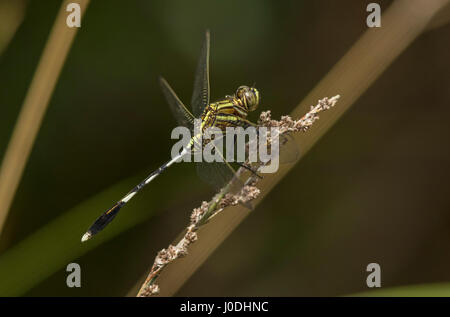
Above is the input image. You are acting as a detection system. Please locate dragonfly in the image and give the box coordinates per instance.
[81,31,262,242]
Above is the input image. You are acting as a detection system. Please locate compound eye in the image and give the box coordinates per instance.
[236,86,246,99]
[244,91,254,104]
[248,89,260,111]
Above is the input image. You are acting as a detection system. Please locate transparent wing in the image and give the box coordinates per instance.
[255,130,300,167]
[159,76,195,130]
[191,30,210,118]
[196,160,237,190]
[195,134,253,209]
[195,133,238,189]
[278,133,300,164]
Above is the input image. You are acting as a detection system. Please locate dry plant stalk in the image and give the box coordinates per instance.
[137,95,340,297]
[0,0,26,55]
[0,0,89,237]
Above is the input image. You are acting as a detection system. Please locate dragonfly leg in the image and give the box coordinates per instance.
[236,162,263,179]
[237,118,257,129]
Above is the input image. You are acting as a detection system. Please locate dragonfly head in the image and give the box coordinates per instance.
[236,86,260,112]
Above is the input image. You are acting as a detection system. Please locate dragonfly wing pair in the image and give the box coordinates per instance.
[160,31,245,193]
[159,30,210,129]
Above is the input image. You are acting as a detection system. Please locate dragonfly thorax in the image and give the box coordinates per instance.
[200,91,255,133]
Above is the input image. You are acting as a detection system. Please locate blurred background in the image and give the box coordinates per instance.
[0,0,449,296]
